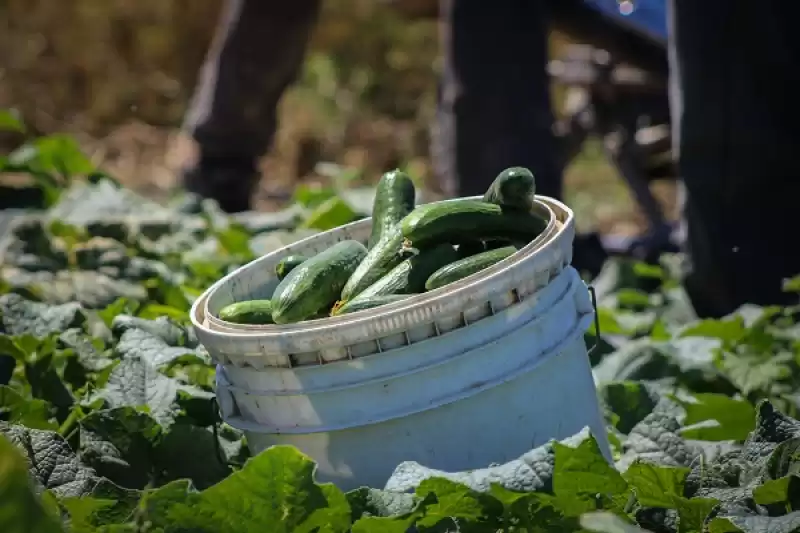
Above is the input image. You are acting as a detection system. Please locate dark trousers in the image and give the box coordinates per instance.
[432,0,562,199]
[183,0,322,159]
[183,0,800,318]
[183,0,561,199]
[668,0,800,317]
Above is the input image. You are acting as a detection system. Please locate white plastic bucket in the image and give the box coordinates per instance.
[191,196,610,490]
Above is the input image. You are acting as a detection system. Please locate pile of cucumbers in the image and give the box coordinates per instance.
[217,166,549,325]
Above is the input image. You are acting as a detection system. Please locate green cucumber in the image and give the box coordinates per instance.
[425,246,518,291]
[369,169,416,249]
[340,228,409,302]
[331,294,413,316]
[218,300,275,325]
[483,166,536,212]
[275,255,308,281]
[339,171,416,299]
[271,240,368,324]
[400,199,548,248]
[357,243,459,299]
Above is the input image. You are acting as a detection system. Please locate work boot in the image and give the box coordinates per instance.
[572,232,609,279]
[181,156,260,214]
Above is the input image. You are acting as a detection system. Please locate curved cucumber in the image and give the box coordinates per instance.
[400,199,548,247]
[271,240,367,324]
[275,255,308,281]
[369,169,416,249]
[357,243,459,299]
[425,246,518,291]
[483,166,536,212]
[340,228,408,302]
[218,300,275,325]
[331,294,412,316]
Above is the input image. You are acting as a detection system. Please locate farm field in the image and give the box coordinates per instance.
[1,117,799,531]
[3,3,796,532]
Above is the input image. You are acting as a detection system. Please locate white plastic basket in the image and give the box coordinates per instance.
[192,196,571,369]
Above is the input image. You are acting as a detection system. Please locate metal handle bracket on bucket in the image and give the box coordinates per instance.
[586,285,601,356]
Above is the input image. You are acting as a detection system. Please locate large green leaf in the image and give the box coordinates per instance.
[676,393,756,442]
[0,433,65,533]
[414,477,504,532]
[299,196,358,231]
[142,445,351,533]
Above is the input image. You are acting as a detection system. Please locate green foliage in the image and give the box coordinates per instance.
[0,432,65,533]
[3,117,800,531]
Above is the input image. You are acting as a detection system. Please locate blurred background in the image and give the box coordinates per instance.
[0,0,677,237]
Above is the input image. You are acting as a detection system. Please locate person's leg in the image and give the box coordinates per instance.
[669,0,800,317]
[182,0,322,212]
[433,0,562,199]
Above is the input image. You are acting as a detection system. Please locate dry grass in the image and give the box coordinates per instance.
[0,0,672,233]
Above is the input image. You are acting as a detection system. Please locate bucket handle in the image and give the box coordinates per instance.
[586,285,601,356]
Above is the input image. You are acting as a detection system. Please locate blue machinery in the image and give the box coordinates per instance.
[584,0,668,46]
[550,0,674,260]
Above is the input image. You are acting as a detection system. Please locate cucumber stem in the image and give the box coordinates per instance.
[401,238,419,254]
[330,300,346,316]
